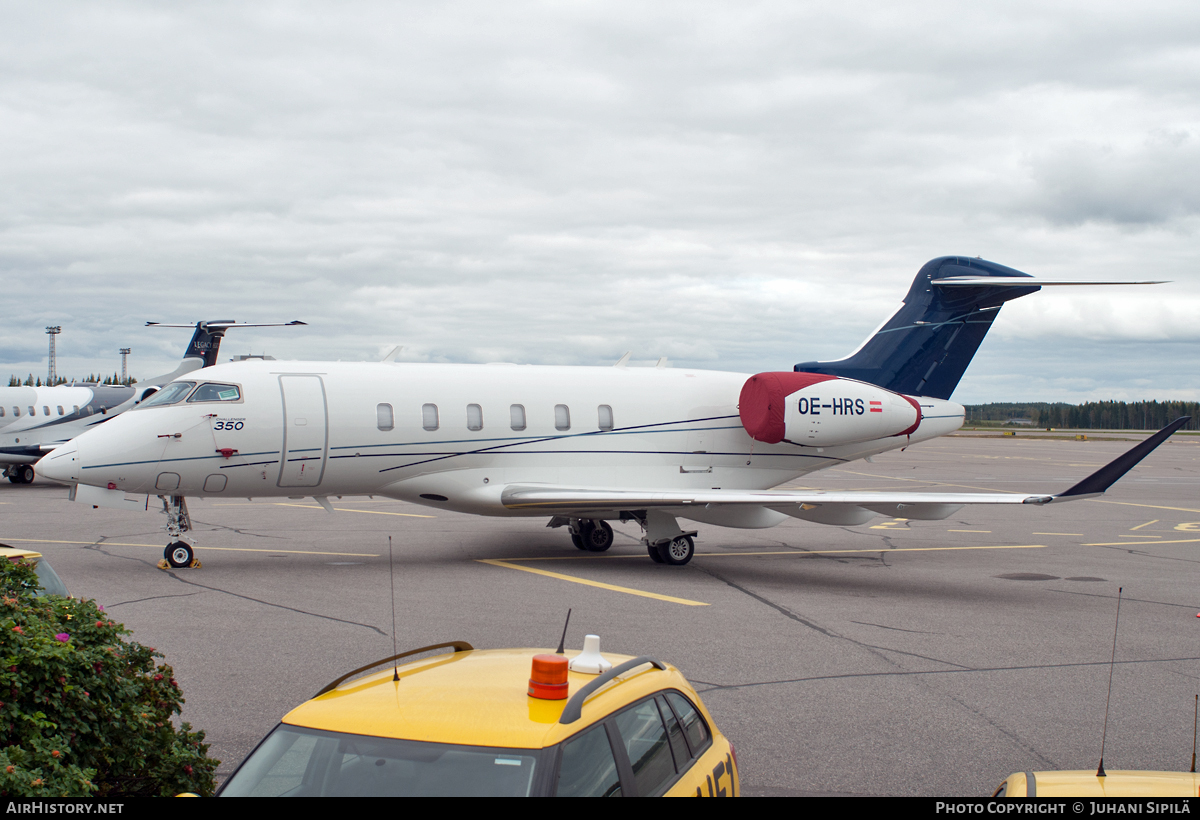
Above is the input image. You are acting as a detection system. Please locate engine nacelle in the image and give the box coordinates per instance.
[739,372,921,446]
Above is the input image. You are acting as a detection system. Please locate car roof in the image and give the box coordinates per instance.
[0,546,42,561]
[1006,770,1200,797]
[283,647,698,749]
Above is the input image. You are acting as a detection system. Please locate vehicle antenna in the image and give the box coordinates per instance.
[555,609,572,655]
[1191,694,1197,773]
[1097,586,1123,778]
[389,535,400,681]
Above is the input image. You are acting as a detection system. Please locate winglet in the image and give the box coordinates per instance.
[1056,417,1191,499]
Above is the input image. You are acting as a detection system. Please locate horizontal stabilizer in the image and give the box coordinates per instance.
[932,277,1167,287]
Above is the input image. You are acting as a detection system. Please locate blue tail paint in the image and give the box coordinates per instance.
[794,257,1039,400]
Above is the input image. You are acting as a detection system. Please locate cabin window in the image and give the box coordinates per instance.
[422,404,439,431]
[11,407,18,417]
[73,405,79,413]
[42,406,49,416]
[510,404,526,431]
[28,407,35,417]
[466,404,483,431]
[57,406,64,416]
[187,383,242,403]
[554,404,570,431]
[598,405,614,431]
[0,407,4,417]
[376,403,394,431]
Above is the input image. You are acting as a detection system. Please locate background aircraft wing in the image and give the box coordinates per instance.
[501,418,1190,519]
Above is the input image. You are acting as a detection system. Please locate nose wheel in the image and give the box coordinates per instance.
[163,541,198,569]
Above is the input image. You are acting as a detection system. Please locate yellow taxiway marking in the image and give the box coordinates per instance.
[274,503,435,518]
[1083,538,1200,547]
[1130,519,1159,531]
[477,559,709,607]
[1092,500,1200,514]
[0,537,377,557]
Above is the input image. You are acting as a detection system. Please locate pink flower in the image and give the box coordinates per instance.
[11,626,22,635]
[54,633,69,643]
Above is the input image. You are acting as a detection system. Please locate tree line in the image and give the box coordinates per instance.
[964,401,1199,430]
[7,373,137,387]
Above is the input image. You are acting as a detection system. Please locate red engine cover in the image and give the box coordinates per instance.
[739,372,837,443]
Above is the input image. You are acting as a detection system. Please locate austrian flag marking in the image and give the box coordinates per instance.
[869,401,882,413]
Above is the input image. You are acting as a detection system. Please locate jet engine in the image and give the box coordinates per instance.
[739,372,921,446]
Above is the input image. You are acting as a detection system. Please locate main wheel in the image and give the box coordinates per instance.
[18,465,34,484]
[647,543,664,563]
[657,535,694,566]
[165,541,194,568]
[7,474,18,484]
[582,520,614,552]
[570,531,587,550]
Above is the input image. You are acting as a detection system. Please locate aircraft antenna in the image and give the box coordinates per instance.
[555,609,572,655]
[389,535,400,682]
[1097,586,1123,778]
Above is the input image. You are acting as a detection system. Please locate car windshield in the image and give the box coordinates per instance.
[138,381,196,408]
[219,725,545,797]
[34,560,68,597]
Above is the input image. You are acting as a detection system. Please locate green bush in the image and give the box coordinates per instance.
[0,558,218,797]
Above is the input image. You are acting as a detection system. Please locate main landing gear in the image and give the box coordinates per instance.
[568,519,615,552]
[158,495,201,569]
[550,513,697,565]
[4,465,35,484]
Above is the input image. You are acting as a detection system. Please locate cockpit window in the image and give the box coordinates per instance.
[139,382,197,408]
[187,383,242,403]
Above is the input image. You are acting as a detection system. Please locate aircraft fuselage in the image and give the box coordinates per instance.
[42,359,965,519]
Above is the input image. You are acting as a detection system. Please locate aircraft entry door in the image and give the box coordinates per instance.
[278,375,328,488]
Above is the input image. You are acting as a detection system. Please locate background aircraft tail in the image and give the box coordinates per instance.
[793,256,1040,400]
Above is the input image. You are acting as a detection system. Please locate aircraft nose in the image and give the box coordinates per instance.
[36,444,79,484]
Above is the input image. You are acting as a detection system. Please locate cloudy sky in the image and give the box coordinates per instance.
[2,1,1198,403]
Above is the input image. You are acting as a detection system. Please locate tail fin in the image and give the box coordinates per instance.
[794,257,1039,400]
[142,320,306,385]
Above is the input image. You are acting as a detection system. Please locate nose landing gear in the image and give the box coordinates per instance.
[157,495,201,569]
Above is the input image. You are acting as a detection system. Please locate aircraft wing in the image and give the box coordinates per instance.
[500,417,1190,518]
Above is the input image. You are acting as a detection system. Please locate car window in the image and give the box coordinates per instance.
[613,698,676,796]
[656,695,688,769]
[555,724,622,797]
[187,383,242,403]
[664,692,710,758]
[33,560,68,597]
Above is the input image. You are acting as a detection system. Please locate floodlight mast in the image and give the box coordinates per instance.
[119,348,131,384]
[45,326,61,385]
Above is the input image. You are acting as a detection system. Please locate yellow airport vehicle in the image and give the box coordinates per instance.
[994,770,1200,797]
[217,636,738,797]
[0,544,68,597]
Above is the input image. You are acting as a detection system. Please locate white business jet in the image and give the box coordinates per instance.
[0,321,303,483]
[37,257,1183,569]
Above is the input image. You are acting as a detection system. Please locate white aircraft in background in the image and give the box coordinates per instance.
[37,256,1184,569]
[0,322,303,484]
